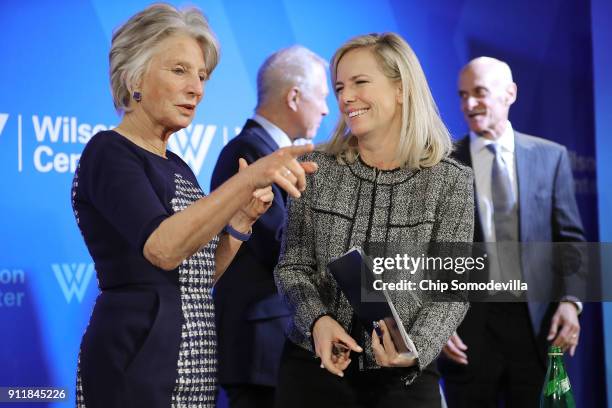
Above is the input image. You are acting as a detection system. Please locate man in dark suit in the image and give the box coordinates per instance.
[440,57,585,407]
[210,45,329,408]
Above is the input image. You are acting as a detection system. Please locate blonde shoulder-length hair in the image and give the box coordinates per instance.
[322,33,451,170]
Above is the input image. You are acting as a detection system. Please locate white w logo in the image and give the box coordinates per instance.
[52,263,95,303]
[168,124,216,175]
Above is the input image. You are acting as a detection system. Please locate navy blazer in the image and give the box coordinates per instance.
[451,132,586,364]
[210,119,291,386]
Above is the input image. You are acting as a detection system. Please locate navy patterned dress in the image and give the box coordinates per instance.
[72,130,218,407]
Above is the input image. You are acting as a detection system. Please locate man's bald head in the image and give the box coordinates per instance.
[461,57,514,90]
[458,56,517,139]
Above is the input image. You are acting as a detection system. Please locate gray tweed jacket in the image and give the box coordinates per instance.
[274,150,474,383]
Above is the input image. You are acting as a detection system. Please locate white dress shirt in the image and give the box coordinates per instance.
[252,114,293,149]
[469,121,519,242]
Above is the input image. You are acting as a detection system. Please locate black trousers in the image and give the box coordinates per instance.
[275,340,441,408]
[223,384,275,408]
[443,303,547,408]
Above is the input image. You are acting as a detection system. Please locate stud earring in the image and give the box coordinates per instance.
[133,91,142,102]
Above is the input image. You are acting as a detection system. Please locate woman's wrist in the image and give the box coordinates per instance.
[224,224,252,242]
[224,212,253,242]
[228,211,255,234]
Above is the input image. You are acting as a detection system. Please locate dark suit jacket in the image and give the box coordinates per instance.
[450,131,585,366]
[210,119,291,386]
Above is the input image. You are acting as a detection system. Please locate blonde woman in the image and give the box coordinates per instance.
[274,33,474,407]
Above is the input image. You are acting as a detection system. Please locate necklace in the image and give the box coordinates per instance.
[115,126,167,158]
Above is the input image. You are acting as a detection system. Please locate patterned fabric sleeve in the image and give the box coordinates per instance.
[274,163,328,340]
[402,164,474,383]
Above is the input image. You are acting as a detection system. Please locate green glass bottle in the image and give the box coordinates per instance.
[540,346,576,408]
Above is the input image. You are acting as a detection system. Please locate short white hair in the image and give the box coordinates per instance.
[256,45,327,108]
[110,3,219,114]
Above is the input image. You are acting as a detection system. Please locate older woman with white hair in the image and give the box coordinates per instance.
[72,4,316,408]
[273,33,474,407]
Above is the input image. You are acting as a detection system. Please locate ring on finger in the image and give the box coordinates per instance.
[283,169,292,177]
